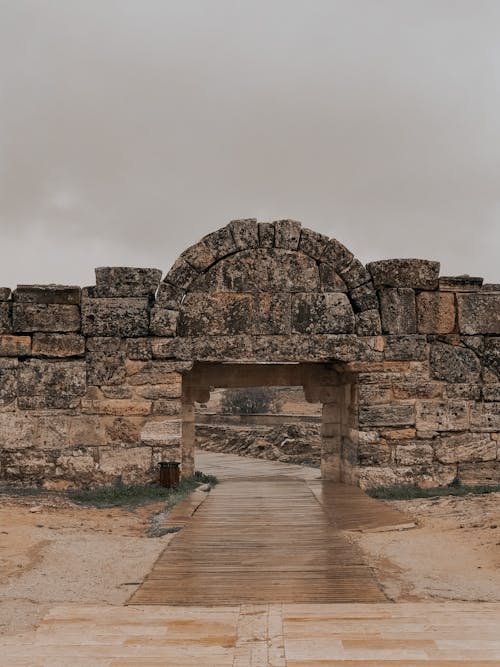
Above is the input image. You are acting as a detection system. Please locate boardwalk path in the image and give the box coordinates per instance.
[130,452,409,605]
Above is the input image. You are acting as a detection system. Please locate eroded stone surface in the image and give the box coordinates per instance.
[367,259,440,289]
[94,268,161,298]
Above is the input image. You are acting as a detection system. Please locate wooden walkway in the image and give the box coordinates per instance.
[130,455,411,605]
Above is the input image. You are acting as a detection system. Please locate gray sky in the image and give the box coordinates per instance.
[0,0,499,286]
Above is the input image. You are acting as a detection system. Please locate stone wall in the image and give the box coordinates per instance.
[0,218,498,488]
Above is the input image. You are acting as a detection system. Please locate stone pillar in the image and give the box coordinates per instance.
[181,397,195,478]
[320,388,342,481]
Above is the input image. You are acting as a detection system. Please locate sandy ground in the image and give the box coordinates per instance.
[1,480,499,638]
[0,493,172,636]
[350,491,500,603]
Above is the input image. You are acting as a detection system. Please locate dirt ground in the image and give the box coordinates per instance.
[1,487,499,637]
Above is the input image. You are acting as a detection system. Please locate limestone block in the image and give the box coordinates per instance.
[349,282,378,312]
[298,228,329,260]
[18,359,86,409]
[439,276,483,292]
[380,428,416,440]
[445,384,481,400]
[360,404,415,428]
[0,303,11,333]
[56,453,95,478]
[273,219,301,250]
[0,335,31,357]
[410,463,458,488]
[81,298,149,337]
[384,335,427,361]
[379,288,416,334]
[126,360,187,387]
[150,337,191,360]
[394,442,434,465]
[13,284,81,304]
[457,293,500,334]
[435,433,496,464]
[355,310,382,336]
[181,241,217,273]
[483,385,500,401]
[228,218,259,250]
[484,337,500,377]
[155,282,185,309]
[415,400,470,431]
[32,333,84,358]
[126,338,152,360]
[33,415,69,449]
[338,258,372,290]
[86,337,125,385]
[152,399,182,415]
[393,382,443,400]
[101,386,132,399]
[357,466,401,489]
[149,307,178,336]
[141,418,181,445]
[470,402,500,432]
[258,222,275,248]
[254,293,291,335]
[98,446,152,480]
[367,259,440,289]
[291,293,355,334]
[320,238,354,273]
[416,291,455,334]
[0,288,11,301]
[178,293,253,336]
[104,416,146,445]
[201,225,238,261]
[68,416,107,447]
[12,304,80,333]
[81,398,151,415]
[94,267,162,298]
[0,359,17,407]
[0,413,37,450]
[319,264,348,292]
[358,441,391,466]
[430,343,480,383]
[458,461,500,486]
[359,384,393,406]
[164,257,199,290]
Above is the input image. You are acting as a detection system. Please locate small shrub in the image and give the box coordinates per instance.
[220,387,281,414]
[366,483,500,500]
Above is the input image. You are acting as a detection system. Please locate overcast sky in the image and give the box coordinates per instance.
[0,0,499,286]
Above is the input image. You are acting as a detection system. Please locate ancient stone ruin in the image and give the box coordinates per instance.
[0,219,498,488]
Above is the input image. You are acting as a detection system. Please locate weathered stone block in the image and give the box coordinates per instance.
[394,442,434,465]
[56,452,96,480]
[0,359,17,407]
[439,276,483,292]
[101,386,132,399]
[273,219,301,250]
[430,343,480,383]
[457,293,500,334]
[320,238,353,273]
[152,399,182,415]
[292,293,354,334]
[435,432,496,464]
[126,338,152,360]
[81,398,151,415]
[417,291,455,334]
[319,264,347,292]
[255,293,291,335]
[32,333,84,358]
[359,441,391,466]
[445,384,481,400]
[484,337,500,377]
[18,359,86,409]
[81,298,149,337]
[415,400,469,431]
[68,416,106,447]
[179,293,253,336]
[349,282,378,312]
[103,416,146,445]
[94,267,162,298]
[0,303,11,334]
[149,307,178,336]
[384,335,427,361]
[355,310,382,336]
[228,218,259,250]
[379,288,416,334]
[0,335,31,357]
[154,282,185,309]
[359,384,392,405]
[298,228,328,260]
[33,415,69,449]
[258,222,275,248]
[180,241,217,272]
[141,418,181,445]
[99,446,152,481]
[339,258,372,290]
[458,461,500,486]
[392,382,443,400]
[359,404,415,428]
[0,413,36,449]
[86,337,125,385]
[483,385,500,401]
[0,288,11,301]
[163,257,199,290]
[13,284,81,304]
[470,402,500,432]
[126,361,187,388]
[12,304,80,333]
[367,259,440,289]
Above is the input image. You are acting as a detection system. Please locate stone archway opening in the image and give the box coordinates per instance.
[180,361,358,482]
